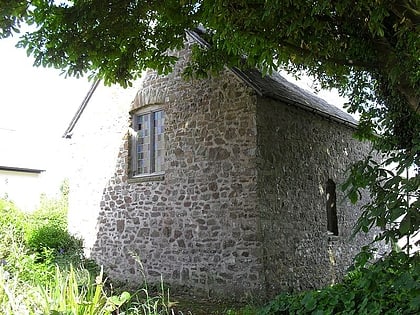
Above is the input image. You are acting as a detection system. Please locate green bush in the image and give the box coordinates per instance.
[0,224,55,285]
[0,199,28,280]
[262,251,420,315]
[24,209,84,268]
[25,224,82,255]
[21,189,84,266]
[0,193,86,284]
[27,201,67,230]
[0,199,25,237]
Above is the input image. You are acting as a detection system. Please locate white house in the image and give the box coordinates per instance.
[0,128,47,211]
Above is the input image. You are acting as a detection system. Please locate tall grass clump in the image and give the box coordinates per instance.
[0,262,131,314]
[35,265,130,315]
[0,267,34,314]
[121,255,176,315]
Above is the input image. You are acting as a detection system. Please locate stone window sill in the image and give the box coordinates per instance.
[327,233,340,242]
[128,172,165,183]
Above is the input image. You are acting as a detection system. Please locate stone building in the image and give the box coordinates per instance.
[65,30,375,299]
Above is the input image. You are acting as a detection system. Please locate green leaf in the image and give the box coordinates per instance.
[399,214,411,235]
[302,292,317,311]
[108,291,131,307]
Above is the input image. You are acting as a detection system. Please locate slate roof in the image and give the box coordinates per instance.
[188,29,358,127]
[233,68,358,126]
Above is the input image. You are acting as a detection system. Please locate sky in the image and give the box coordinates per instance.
[0,35,349,140]
[0,33,349,171]
[0,36,92,139]
[0,36,93,195]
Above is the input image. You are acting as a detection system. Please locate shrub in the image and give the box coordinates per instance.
[25,224,82,255]
[0,224,55,285]
[28,200,67,229]
[36,178,69,220]
[0,193,85,284]
[22,187,85,267]
[0,198,25,238]
[262,251,420,314]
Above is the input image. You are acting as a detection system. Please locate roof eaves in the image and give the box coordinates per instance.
[186,28,210,48]
[229,67,264,97]
[0,166,45,174]
[186,30,264,96]
[62,79,101,139]
[269,94,358,128]
[229,65,358,128]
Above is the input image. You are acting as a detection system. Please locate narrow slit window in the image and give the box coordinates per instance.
[326,179,338,236]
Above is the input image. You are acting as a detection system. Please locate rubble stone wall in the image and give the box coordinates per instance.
[68,38,377,300]
[88,42,262,298]
[256,97,373,296]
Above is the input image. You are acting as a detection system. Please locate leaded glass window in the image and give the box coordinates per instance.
[133,110,165,176]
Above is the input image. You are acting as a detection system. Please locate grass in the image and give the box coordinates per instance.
[2,188,417,314]
[0,197,257,314]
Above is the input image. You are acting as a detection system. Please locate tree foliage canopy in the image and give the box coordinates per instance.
[1,1,418,111]
[1,0,419,248]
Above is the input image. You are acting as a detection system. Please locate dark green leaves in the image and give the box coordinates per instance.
[1,0,419,117]
[262,252,420,315]
[343,137,419,249]
[0,0,29,38]
[8,0,196,85]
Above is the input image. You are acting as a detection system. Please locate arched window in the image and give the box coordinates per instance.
[326,179,338,236]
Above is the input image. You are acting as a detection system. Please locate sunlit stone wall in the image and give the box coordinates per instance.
[68,37,377,300]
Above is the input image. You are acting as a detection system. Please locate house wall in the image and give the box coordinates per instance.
[69,42,263,298]
[256,97,373,295]
[67,82,139,252]
[0,129,51,212]
[0,170,44,211]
